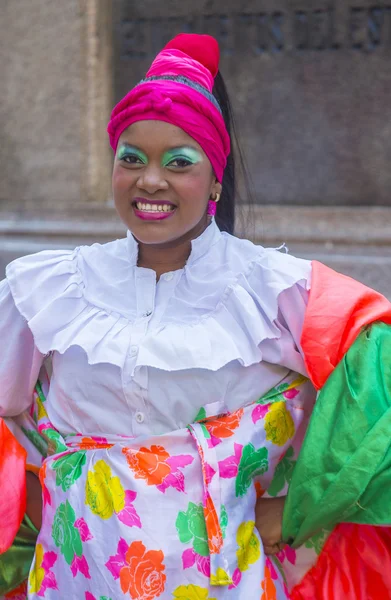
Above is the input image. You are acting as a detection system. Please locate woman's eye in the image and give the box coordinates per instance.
[167,158,192,168]
[121,154,144,165]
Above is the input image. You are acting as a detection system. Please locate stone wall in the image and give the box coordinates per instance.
[0,0,113,211]
[113,1,391,207]
[1,0,84,209]
[0,0,390,298]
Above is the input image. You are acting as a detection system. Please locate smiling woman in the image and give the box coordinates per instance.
[1,32,391,600]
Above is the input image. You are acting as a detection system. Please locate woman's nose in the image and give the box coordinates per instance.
[136,165,168,194]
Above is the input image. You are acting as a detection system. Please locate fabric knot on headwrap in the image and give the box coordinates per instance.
[149,94,172,113]
[107,33,230,183]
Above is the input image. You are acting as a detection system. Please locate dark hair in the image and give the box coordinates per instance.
[212,71,254,235]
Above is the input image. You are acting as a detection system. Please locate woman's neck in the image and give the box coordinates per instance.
[136,218,209,280]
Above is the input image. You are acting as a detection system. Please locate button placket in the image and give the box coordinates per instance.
[130,369,150,434]
[124,270,156,378]
[125,319,148,375]
[135,411,145,424]
[122,270,155,431]
[152,270,182,326]
[136,269,156,322]
[134,379,151,432]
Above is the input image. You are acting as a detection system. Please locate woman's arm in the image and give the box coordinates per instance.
[0,278,44,551]
[0,279,44,417]
[25,471,43,530]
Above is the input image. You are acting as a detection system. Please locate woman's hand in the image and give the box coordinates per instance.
[255,496,286,555]
[26,471,43,530]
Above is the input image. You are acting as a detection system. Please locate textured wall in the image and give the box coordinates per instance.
[0,1,390,300]
[113,0,391,206]
[0,0,83,209]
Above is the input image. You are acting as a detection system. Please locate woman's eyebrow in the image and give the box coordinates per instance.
[118,142,144,151]
[165,145,200,152]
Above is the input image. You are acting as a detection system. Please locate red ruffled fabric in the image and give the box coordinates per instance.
[0,418,27,553]
[302,261,391,390]
[291,524,391,600]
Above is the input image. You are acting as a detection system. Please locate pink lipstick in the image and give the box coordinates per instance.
[132,198,177,221]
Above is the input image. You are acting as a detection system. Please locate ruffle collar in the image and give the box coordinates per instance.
[6,227,312,374]
[126,218,222,266]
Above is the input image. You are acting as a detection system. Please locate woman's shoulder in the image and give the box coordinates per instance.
[4,237,131,365]
[6,237,129,282]
[5,237,130,321]
[218,231,312,286]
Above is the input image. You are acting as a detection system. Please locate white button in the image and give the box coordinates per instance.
[163,272,174,282]
[135,411,145,424]
[129,345,138,357]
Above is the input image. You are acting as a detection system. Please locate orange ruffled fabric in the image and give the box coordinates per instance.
[302,260,391,390]
[0,418,27,554]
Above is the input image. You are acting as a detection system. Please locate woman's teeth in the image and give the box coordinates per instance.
[135,202,175,212]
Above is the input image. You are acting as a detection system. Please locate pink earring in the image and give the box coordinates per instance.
[207,192,221,216]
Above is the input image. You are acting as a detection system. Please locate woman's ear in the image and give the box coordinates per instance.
[211,181,222,198]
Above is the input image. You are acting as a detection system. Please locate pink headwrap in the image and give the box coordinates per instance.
[107,34,230,183]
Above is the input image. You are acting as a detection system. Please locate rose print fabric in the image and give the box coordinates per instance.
[2,371,323,599]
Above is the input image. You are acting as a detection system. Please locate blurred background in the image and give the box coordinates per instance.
[1,0,390,296]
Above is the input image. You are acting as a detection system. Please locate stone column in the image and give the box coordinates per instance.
[0,0,116,270]
[0,0,113,213]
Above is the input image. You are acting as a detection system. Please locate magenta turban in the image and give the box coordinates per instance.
[107,34,231,183]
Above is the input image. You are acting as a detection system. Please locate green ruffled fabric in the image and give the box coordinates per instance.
[283,321,391,548]
[0,514,38,594]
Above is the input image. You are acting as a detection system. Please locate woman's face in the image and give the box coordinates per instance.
[112,120,221,245]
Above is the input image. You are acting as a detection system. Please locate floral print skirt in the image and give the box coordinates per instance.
[30,432,285,599]
[3,373,325,599]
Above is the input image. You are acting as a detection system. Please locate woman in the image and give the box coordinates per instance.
[1,33,391,599]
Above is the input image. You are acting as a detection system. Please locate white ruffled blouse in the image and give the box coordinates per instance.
[0,220,313,437]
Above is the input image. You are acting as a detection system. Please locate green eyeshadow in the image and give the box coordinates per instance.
[162,146,203,167]
[117,144,148,163]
